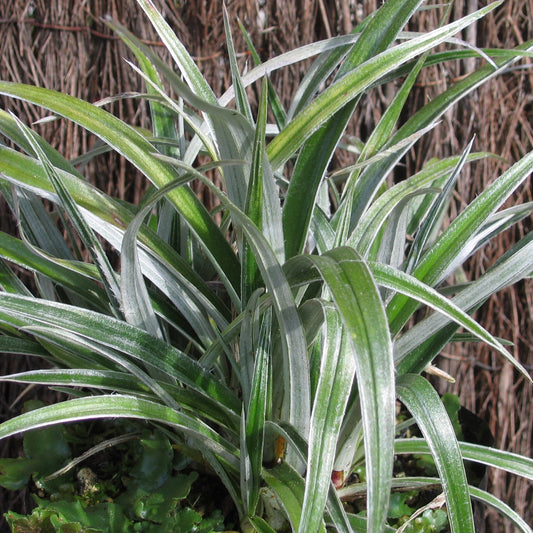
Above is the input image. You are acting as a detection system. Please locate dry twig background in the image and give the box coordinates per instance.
[0,1,531,531]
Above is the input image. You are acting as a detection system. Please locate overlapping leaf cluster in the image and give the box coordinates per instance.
[1,0,532,531]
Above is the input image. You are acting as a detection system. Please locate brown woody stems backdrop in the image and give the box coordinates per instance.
[0,1,532,531]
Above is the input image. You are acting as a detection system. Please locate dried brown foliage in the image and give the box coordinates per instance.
[1,1,531,530]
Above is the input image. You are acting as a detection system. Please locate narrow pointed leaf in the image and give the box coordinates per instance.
[368,262,523,373]
[0,231,107,309]
[151,157,311,448]
[394,439,533,481]
[397,374,474,533]
[242,78,268,304]
[242,308,271,515]
[395,231,533,375]
[285,247,395,532]
[469,486,532,533]
[11,114,123,316]
[282,0,425,259]
[224,7,253,122]
[134,0,217,104]
[0,81,240,293]
[388,149,533,334]
[0,395,239,469]
[238,20,286,129]
[299,306,355,533]
[0,293,241,412]
[262,462,326,533]
[267,2,501,169]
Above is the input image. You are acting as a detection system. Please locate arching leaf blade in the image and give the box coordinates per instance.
[397,374,474,533]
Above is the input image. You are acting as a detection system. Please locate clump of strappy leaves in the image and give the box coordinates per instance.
[1,0,533,531]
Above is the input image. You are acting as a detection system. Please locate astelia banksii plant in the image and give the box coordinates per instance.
[0,0,532,531]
